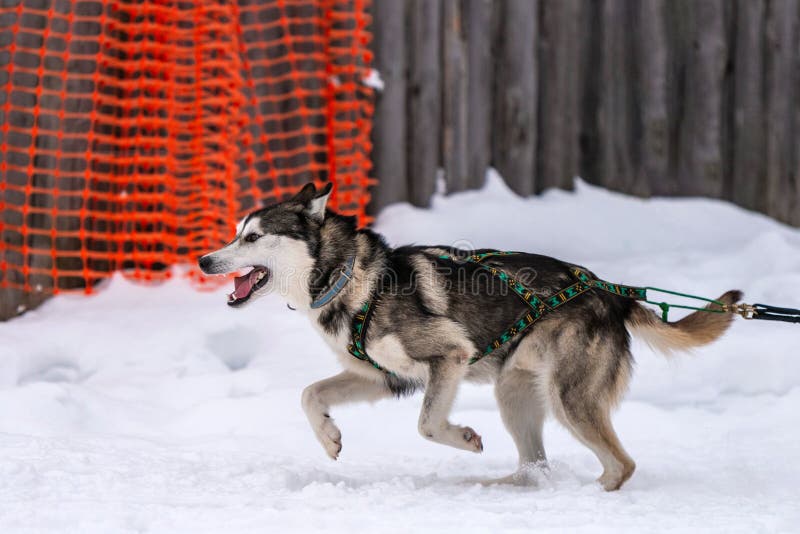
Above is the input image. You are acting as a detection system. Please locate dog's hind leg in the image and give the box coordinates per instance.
[550,342,636,491]
[555,400,635,491]
[418,359,483,453]
[495,367,547,466]
[302,371,392,460]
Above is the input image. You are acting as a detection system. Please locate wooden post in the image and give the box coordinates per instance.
[794,1,800,228]
[731,0,766,212]
[634,0,670,196]
[537,0,582,192]
[370,0,408,212]
[594,0,644,196]
[407,0,442,207]
[493,0,537,196]
[764,0,799,224]
[465,0,494,190]
[675,0,727,198]
[442,0,468,194]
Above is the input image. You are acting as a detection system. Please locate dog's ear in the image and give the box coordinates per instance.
[304,182,333,222]
[291,182,317,205]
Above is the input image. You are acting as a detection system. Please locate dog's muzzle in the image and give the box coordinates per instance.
[198,253,271,306]
[227,266,271,307]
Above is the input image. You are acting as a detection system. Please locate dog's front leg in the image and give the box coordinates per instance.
[301,371,391,460]
[418,359,483,453]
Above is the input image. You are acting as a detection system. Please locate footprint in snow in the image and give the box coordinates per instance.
[17,354,92,385]
[206,326,260,371]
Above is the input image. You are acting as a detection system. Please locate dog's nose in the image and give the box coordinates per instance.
[198,255,212,273]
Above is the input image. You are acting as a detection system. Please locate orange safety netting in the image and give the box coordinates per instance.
[0,0,374,296]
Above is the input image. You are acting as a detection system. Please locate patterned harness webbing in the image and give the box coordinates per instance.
[459,251,647,363]
[347,295,391,373]
[347,251,648,372]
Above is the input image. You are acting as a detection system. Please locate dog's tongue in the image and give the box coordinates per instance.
[233,270,258,299]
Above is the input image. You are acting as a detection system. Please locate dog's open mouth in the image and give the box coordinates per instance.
[228,266,270,307]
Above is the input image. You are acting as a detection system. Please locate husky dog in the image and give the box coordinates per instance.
[198,182,740,491]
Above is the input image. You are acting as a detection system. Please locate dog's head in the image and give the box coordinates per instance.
[198,182,333,308]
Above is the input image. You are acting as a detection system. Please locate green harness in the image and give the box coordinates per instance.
[346,251,651,373]
[343,251,797,374]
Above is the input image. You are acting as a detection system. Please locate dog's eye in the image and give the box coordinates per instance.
[244,233,260,243]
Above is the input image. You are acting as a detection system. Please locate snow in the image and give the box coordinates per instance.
[362,68,385,91]
[2,171,799,533]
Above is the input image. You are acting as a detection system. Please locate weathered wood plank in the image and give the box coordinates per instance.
[634,0,670,196]
[675,0,727,198]
[370,0,408,212]
[764,0,799,224]
[464,0,493,190]
[442,0,468,193]
[594,0,642,195]
[537,0,582,192]
[730,0,766,212]
[493,0,537,196]
[794,1,800,227]
[407,0,442,207]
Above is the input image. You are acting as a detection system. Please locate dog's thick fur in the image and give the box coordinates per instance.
[199,183,741,491]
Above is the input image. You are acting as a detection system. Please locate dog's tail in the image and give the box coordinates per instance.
[626,290,743,355]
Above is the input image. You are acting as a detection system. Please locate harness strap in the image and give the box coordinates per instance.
[347,295,393,373]
[344,250,796,374]
[347,251,650,372]
[450,254,647,363]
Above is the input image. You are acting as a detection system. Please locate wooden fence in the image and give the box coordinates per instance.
[368,0,800,227]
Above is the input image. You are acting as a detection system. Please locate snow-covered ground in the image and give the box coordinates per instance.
[1,173,799,533]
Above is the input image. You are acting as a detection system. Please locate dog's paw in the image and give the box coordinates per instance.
[597,459,635,491]
[313,415,342,460]
[597,471,622,492]
[460,426,483,453]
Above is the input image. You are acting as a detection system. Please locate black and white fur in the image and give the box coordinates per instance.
[199,182,741,491]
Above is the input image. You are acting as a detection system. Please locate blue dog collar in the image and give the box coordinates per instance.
[310,255,356,309]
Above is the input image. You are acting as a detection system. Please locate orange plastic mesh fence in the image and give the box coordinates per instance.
[0,0,374,296]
